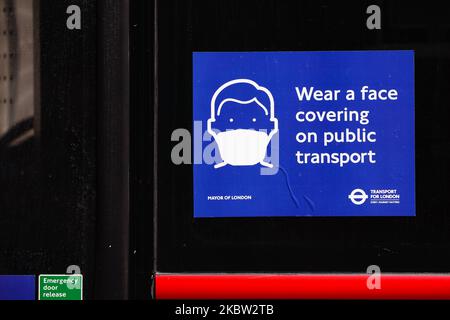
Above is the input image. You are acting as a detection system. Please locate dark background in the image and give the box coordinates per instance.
[0,0,98,298]
[0,0,130,299]
[1,0,450,301]
[130,0,154,300]
[154,0,450,276]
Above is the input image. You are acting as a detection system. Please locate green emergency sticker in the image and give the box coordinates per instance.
[38,275,83,300]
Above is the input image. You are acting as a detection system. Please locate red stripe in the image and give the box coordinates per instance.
[155,274,450,299]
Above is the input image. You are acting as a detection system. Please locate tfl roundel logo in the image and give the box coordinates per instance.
[348,189,369,206]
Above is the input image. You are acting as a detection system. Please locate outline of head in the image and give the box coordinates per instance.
[207,79,279,140]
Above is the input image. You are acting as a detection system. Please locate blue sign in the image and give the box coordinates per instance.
[193,51,415,218]
[0,275,35,300]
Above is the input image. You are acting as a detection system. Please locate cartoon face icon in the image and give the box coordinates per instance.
[207,79,279,168]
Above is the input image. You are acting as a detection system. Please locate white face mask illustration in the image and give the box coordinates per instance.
[215,129,272,167]
[207,79,278,169]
